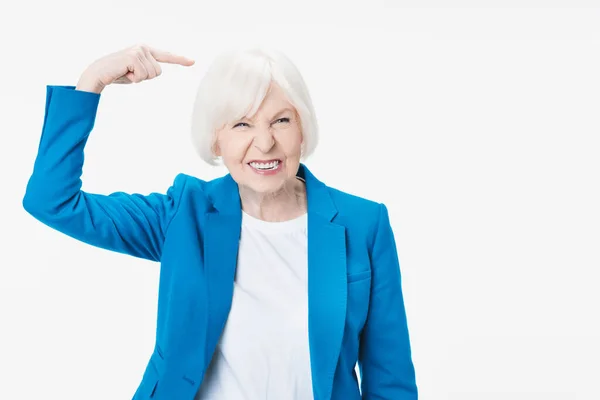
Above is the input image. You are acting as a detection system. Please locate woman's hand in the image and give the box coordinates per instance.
[75,44,195,94]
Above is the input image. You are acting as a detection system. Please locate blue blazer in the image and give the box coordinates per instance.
[23,85,418,400]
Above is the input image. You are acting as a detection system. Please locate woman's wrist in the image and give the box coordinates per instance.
[75,72,104,94]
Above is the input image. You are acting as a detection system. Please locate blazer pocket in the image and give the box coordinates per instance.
[347,269,371,283]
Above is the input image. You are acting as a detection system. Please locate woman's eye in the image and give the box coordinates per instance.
[233,118,289,129]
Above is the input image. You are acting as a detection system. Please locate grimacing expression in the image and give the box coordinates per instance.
[214,83,303,194]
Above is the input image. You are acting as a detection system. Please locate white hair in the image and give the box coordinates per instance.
[190,46,319,166]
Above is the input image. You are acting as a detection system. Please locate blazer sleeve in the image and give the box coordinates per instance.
[358,203,418,399]
[22,85,184,262]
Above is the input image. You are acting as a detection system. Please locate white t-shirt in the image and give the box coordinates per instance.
[195,210,314,400]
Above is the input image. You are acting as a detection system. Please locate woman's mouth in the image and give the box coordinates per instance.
[247,159,282,174]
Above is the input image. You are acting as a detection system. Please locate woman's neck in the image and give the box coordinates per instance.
[239,177,307,222]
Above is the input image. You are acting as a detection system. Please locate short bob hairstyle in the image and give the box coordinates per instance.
[190,47,319,166]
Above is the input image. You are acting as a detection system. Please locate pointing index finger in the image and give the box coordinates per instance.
[150,48,195,66]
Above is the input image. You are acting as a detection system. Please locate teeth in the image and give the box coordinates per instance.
[250,160,280,170]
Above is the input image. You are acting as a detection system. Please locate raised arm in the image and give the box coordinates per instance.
[22,44,195,261]
[358,203,418,399]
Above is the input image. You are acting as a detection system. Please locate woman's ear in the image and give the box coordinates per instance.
[211,130,222,157]
[212,141,221,157]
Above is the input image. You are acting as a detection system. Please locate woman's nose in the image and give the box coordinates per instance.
[252,128,275,152]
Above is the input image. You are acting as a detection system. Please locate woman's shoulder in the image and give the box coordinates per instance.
[325,184,381,210]
[165,173,203,198]
[164,172,226,207]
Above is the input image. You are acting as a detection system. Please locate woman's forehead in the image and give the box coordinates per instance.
[243,87,296,119]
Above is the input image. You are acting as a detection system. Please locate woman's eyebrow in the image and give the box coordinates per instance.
[271,108,294,119]
[237,108,294,123]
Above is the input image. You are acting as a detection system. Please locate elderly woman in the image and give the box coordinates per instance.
[22,44,417,400]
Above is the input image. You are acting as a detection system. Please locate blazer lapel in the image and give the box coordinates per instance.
[300,165,348,400]
[203,174,242,366]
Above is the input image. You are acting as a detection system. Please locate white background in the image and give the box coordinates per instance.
[1,1,599,399]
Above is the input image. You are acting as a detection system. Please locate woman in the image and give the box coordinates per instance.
[23,44,417,400]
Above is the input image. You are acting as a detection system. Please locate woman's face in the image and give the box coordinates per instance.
[214,82,303,194]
